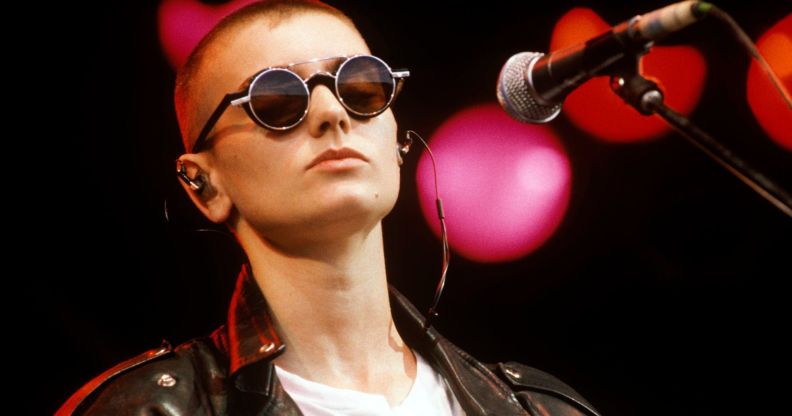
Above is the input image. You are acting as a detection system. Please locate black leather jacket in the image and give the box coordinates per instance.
[58,266,600,415]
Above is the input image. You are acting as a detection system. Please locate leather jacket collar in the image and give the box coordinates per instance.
[217,264,530,415]
[226,264,285,377]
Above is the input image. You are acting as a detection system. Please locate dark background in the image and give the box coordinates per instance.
[31,1,790,414]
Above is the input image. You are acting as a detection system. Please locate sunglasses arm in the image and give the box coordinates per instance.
[190,91,247,153]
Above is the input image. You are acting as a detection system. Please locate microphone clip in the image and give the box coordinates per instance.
[609,61,664,115]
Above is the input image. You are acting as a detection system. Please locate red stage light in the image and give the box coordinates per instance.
[747,13,792,152]
[551,8,707,142]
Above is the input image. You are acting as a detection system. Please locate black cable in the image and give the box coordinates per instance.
[406,130,451,331]
[707,3,792,109]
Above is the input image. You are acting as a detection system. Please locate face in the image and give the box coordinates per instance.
[191,12,401,247]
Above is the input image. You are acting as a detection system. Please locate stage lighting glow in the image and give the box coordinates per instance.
[158,0,258,69]
[417,104,572,263]
[551,8,707,142]
[747,13,792,152]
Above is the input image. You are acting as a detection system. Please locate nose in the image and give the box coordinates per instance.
[306,84,351,138]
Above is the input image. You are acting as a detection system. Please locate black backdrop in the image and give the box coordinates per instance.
[34,1,791,414]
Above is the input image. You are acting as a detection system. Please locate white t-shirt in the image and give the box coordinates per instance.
[274,351,466,416]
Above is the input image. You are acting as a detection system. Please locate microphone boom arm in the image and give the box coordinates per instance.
[609,58,792,218]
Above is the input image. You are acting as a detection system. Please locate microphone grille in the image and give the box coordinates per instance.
[497,52,562,123]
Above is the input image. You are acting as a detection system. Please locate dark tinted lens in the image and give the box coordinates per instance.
[337,56,394,115]
[249,69,309,129]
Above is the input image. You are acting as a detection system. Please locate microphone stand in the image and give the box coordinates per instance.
[608,56,792,218]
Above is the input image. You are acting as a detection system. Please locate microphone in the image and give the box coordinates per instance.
[497,1,712,123]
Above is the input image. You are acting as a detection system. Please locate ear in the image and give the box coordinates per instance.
[175,154,233,224]
[396,133,413,166]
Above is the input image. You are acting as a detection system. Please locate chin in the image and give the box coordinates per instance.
[242,189,399,248]
[312,181,397,221]
[330,189,396,217]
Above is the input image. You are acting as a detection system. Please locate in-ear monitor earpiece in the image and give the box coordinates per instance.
[176,160,206,194]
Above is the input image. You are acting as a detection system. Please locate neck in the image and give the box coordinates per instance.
[237,221,416,406]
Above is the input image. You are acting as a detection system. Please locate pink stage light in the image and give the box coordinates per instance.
[417,104,572,263]
[158,0,258,70]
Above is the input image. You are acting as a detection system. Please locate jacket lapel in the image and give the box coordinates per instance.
[389,288,529,416]
[224,267,528,415]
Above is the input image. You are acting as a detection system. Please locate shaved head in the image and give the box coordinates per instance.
[174,0,356,153]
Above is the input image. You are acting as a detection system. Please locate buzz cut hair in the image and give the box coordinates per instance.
[174,0,356,152]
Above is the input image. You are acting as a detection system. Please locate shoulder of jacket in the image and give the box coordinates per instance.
[491,361,601,416]
[55,339,214,416]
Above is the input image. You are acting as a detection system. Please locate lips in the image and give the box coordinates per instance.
[306,147,368,170]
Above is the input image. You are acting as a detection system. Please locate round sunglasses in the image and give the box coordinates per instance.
[190,55,409,153]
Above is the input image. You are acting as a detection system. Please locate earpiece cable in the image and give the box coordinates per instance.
[406,130,451,331]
